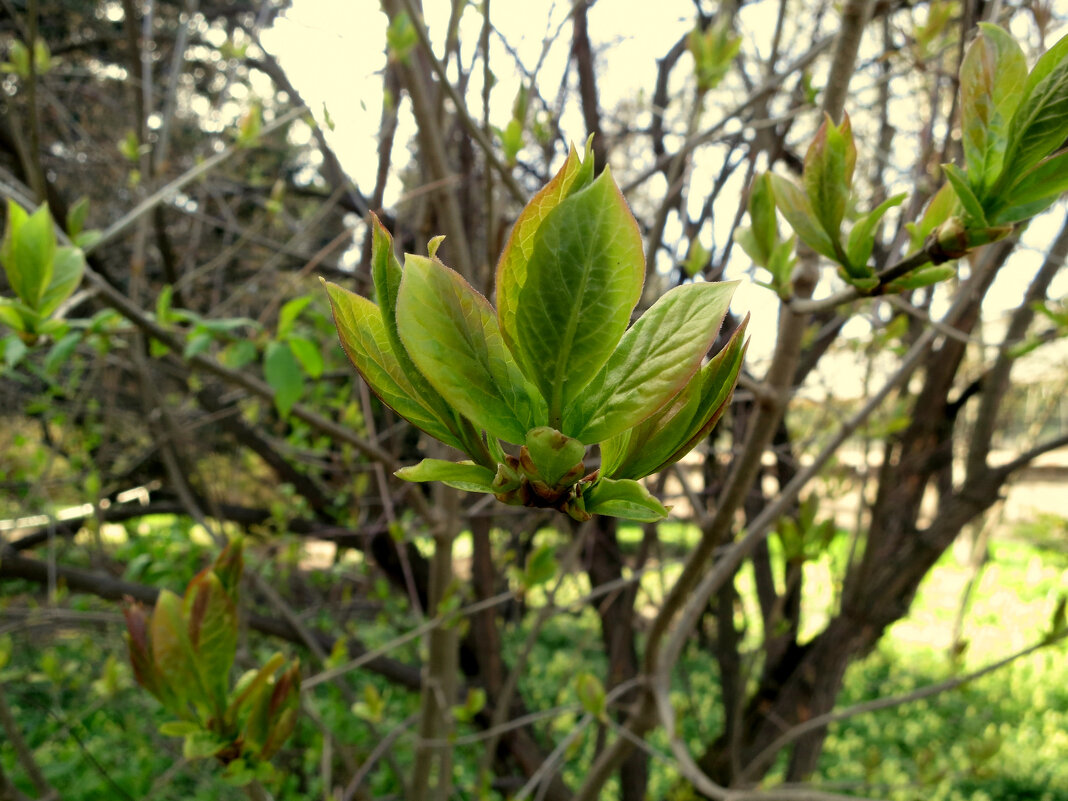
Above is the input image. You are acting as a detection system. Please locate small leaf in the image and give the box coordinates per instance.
[497,141,595,376]
[158,720,201,737]
[37,247,85,317]
[565,281,737,444]
[582,478,669,522]
[523,543,558,588]
[67,197,90,238]
[769,175,837,261]
[845,193,906,275]
[150,589,203,713]
[602,317,747,480]
[397,254,543,444]
[395,459,497,493]
[749,172,778,262]
[999,31,1068,186]
[574,672,606,718]
[988,150,1068,224]
[941,163,988,225]
[513,168,645,426]
[263,340,304,418]
[277,296,311,339]
[287,336,324,378]
[323,280,464,450]
[959,24,1027,193]
[184,569,237,712]
[889,265,957,290]
[427,234,446,258]
[908,182,958,253]
[803,114,856,241]
[523,427,586,488]
[3,201,56,309]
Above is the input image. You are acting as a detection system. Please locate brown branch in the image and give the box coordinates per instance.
[571,0,607,172]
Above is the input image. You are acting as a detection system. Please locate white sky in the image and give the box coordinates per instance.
[260,2,1068,390]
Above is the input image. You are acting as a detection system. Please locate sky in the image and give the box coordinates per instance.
[259,1,1068,389]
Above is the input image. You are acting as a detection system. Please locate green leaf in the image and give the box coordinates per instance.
[287,336,324,378]
[183,330,213,359]
[602,317,747,480]
[1000,31,1068,185]
[523,427,586,488]
[277,296,311,339]
[184,570,237,712]
[513,168,645,426]
[803,114,856,240]
[769,174,837,260]
[749,172,778,262]
[888,265,956,290]
[396,254,543,444]
[0,299,32,335]
[263,340,303,418]
[497,141,595,377]
[37,246,85,317]
[523,543,558,588]
[67,197,90,238]
[368,216,472,449]
[845,193,906,275]
[158,720,201,737]
[941,163,988,226]
[182,730,227,760]
[565,281,737,444]
[44,331,81,374]
[574,671,606,718]
[225,653,285,728]
[150,589,203,714]
[395,459,497,493]
[988,150,1068,224]
[907,182,958,253]
[959,24,1027,194]
[584,477,669,521]
[323,280,463,450]
[2,201,56,309]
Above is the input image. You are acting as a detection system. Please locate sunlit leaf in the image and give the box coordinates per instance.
[565,281,737,444]
[324,280,463,449]
[845,193,906,275]
[941,163,988,225]
[1000,31,1068,184]
[959,24,1026,193]
[523,427,586,488]
[583,478,669,522]
[396,254,543,444]
[368,216,474,451]
[513,168,644,425]
[602,317,747,480]
[769,175,837,261]
[496,140,595,377]
[395,459,497,493]
[803,114,856,241]
[988,150,1068,224]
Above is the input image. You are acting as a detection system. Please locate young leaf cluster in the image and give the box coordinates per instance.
[766,115,906,292]
[324,141,746,522]
[0,200,88,342]
[755,26,1068,295]
[123,539,301,783]
[949,25,1068,229]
